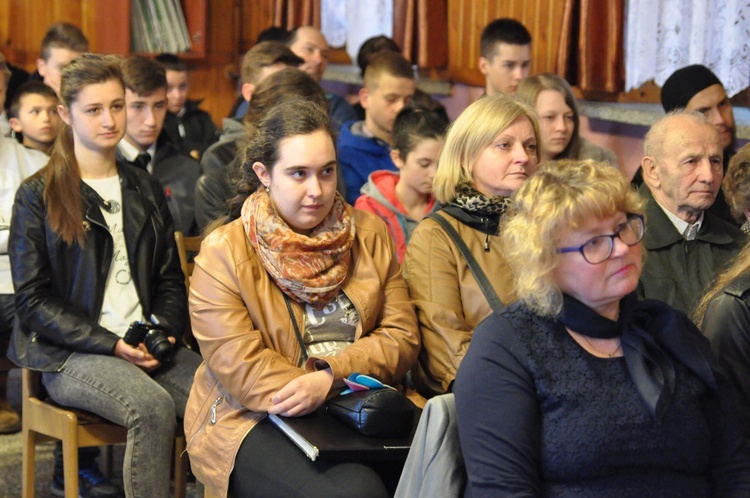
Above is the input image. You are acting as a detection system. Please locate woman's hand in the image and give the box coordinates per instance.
[268,368,334,417]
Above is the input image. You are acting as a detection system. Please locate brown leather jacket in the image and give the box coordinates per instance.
[184,210,419,497]
[402,209,516,397]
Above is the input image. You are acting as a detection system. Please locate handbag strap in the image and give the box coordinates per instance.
[427,212,504,314]
[283,294,309,362]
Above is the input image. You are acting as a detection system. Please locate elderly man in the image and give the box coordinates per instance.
[661,64,736,222]
[638,110,745,316]
[286,26,357,127]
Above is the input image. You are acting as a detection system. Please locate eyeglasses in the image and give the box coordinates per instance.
[557,214,645,265]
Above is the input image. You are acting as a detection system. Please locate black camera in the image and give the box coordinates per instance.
[123,321,174,363]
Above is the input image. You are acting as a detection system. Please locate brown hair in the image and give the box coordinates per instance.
[229,96,334,219]
[241,41,303,85]
[39,22,89,61]
[480,18,532,59]
[42,53,124,245]
[121,55,167,95]
[9,81,58,119]
[242,68,327,130]
[363,51,414,89]
[517,73,581,160]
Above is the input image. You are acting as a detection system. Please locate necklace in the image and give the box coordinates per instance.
[580,335,622,358]
[102,200,121,214]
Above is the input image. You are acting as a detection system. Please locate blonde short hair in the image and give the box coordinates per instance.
[501,159,643,317]
[432,95,540,203]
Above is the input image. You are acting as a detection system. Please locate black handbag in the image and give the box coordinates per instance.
[283,295,416,438]
[326,389,416,438]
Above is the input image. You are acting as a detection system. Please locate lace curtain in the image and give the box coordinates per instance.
[625,0,750,96]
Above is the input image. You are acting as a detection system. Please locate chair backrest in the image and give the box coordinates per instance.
[174,231,203,290]
[21,368,41,405]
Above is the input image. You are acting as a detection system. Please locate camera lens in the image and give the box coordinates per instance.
[144,329,174,363]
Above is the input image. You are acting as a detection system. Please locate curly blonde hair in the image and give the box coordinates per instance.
[501,159,644,317]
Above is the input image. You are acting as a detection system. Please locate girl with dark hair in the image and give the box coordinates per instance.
[184,96,419,498]
[8,53,201,497]
[355,105,448,262]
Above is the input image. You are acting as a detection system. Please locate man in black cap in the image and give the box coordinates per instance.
[661,64,735,156]
[659,64,736,222]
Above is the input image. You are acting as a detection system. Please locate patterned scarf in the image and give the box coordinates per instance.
[241,189,355,308]
[452,182,513,215]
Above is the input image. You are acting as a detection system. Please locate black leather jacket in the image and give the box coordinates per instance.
[701,272,750,445]
[8,163,187,371]
[116,135,202,235]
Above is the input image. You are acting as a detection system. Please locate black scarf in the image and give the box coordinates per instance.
[559,292,721,421]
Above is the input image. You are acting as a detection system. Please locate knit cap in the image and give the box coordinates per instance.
[661,65,723,112]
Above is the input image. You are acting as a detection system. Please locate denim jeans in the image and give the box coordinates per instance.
[42,347,202,498]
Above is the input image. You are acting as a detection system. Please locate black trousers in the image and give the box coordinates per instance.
[230,417,403,498]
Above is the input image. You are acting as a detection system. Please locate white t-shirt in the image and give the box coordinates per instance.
[82,175,143,336]
[0,134,48,294]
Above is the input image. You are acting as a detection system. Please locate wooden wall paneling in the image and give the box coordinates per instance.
[183,0,208,57]
[240,0,277,53]
[84,0,130,56]
[0,0,12,58]
[193,0,241,121]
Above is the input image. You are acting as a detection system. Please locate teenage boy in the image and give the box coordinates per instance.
[337,51,416,204]
[0,56,47,437]
[34,22,88,97]
[201,41,303,173]
[478,18,532,96]
[9,81,61,154]
[155,53,219,159]
[117,56,202,235]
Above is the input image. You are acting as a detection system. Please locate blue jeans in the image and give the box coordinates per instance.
[42,347,202,498]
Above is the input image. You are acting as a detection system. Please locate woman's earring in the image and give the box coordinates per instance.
[265,186,269,192]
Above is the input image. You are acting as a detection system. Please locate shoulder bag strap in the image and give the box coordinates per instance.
[426,212,504,313]
[284,294,309,362]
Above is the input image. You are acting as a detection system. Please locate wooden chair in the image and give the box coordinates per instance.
[21,368,188,498]
[174,231,203,351]
[174,231,203,292]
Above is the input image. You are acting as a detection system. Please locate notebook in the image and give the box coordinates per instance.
[268,406,420,462]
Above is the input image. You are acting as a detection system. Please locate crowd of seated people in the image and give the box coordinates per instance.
[2,14,750,498]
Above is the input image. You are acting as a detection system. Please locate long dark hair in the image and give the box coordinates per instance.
[228,96,334,219]
[41,53,124,245]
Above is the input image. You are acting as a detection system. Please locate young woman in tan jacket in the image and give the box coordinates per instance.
[184,97,419,498]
